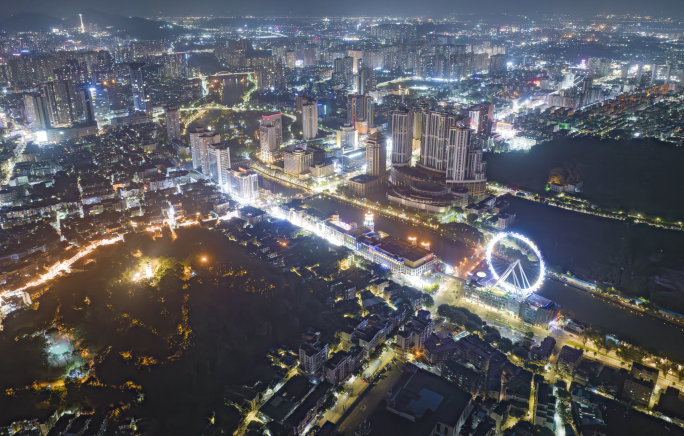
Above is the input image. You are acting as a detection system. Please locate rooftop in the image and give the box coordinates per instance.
[363,363,471,434]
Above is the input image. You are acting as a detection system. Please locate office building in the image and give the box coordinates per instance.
[229,167,259,203]
[391,108,414,167]
[284,148,313,176]
[366,131,387,177]
[207,143,231,186]
[164,105,181,141]
[336,123,358,149]
[347,131,389,197]
[342,148,366,171]
[129,62,147,111]
[259,113,283,162]
[301,100,318,140]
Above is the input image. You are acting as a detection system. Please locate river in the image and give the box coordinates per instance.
[220,76,247,107]
[260,177,684,359]
[538,280,684,360]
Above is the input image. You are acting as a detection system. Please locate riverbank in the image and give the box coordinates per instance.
[254,165,684,360]
[488,181,683,233]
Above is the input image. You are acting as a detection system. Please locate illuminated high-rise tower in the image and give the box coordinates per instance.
[391,108,414,167]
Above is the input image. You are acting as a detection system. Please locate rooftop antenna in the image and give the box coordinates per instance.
[79,14,85,33]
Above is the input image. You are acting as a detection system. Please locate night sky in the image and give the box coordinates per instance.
[3,0,684,20]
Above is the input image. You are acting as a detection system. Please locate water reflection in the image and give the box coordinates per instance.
[260,177,684,359]
[220,76,246,107]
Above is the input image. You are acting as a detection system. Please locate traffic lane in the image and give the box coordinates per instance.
[336,363,404,436]
[319,350,395,425]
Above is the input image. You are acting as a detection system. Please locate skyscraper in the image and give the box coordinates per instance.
[419,110,458,173]
[347,94,374,133]
[337,123,358,149]
[303,46,316,66]
[129,62,146,111]
[229,168,259,203]
[446,127,471,183]
[366,131,387,178]
[296,95,315,127]
[444,126,487,199]
[164,105,181,141]
[391,108,414,167]
[334,57,354,87]
[40,81,90,126]
[190,127,220,176]
[259,113,283,162]
[651,64,658,85]
[286,51,296,69]
[665,63,672,85]
[302,101,318,140]
[23,93,49,129]
[207,143,231,186]
[89,86,110,121]
[358,68,377,95]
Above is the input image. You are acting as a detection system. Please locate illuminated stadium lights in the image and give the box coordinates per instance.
[485,232,545,298]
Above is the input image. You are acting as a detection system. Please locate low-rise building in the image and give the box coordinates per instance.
[623,375,654,407]
[534,383,555,429]
[557,346,583,375]
[454,336,499,374]
[442,359,482,395]
[355,321,392,358]
[361,363,474,436]
[630,362,659,385]
[424,333,459,365]
[323,351,350,385]
[530,336,556,362]
[299,339,329,377]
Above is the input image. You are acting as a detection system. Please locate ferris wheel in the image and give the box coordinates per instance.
[485,232,545,298]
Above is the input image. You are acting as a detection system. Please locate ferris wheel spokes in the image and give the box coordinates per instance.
[485,232,545,298]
